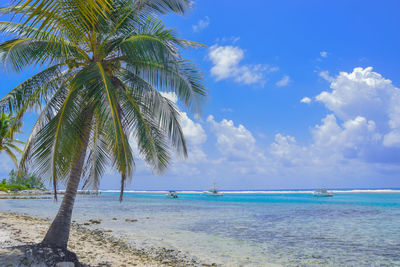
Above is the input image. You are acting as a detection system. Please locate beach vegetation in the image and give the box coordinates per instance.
[0,0,205,249]
[0,170,46,192]
[7,184,29,192]
[0,184,8,192]
[8,170,46,190]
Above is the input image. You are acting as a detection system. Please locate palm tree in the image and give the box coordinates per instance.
[0,0,205,249]
[0,113,23,166]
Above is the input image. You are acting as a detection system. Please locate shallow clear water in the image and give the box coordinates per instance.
[1,192,400,266]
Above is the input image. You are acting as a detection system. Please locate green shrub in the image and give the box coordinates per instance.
[8,184,28,192]
[0,184,8,193]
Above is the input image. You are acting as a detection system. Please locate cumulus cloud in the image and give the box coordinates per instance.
[208,45,266,86]
[317,68,395,122]
[311,67,400,166]
[207,115,255,159]
[180,112,207,146]
[300,97,312,104]
[204,115,270,176]
[220,67,400,175]
[192,16,210,32]
[276,75,290,87]
[316,67,400,149]
[312,114,380,160]
[269,134,305,167]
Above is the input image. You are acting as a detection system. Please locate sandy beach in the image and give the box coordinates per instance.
[0,212,209,266]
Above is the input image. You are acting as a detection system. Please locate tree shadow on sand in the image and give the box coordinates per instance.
[0,244,84,267]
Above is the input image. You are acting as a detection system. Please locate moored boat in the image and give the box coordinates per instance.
[202,183,224,196]
[313,188,333,197]
[166,190,178,198]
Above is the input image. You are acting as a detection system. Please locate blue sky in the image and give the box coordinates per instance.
[1,0,400,190]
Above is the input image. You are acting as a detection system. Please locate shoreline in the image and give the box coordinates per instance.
[0,212,213,266]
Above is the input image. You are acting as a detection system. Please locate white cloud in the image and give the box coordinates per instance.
[319,70,334,82]
[270,134,305,166]
[313,67,400,164]
[312,115,380,159]
[207,115,264,161]
[208,45,266,86]
[276,75,290,87]
[300,97,312,104]
[180,112,207,146]
[192,16,210,32]
[264,67,400,171]
[316,67,400,134]
[320,51,328,58]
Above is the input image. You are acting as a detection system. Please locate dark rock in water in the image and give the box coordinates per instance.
[125,218,138,223]
[88,219,102,224]
[83,219,102,225]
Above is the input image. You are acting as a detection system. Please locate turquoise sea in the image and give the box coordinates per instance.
[1,190,400,266]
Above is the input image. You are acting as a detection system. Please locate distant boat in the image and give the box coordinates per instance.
[313,188,333,197]
[203,183,224,196]
[166,190,178,198]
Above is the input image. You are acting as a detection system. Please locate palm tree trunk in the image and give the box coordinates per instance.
[42,117,92,248]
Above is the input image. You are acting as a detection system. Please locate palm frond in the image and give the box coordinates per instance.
[3,146,18,166]
[0,64,64,113]
[96,62,133,179]
[120,68,187,156]
[81,115,110,190]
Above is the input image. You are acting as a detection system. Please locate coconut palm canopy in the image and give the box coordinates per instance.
[0,0,206,200]
[0,112,23,166]
[9,0,191,47]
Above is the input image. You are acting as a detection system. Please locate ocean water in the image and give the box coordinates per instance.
[1,190,400,266]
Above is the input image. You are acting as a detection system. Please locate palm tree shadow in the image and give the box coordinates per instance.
[0,243,85,266]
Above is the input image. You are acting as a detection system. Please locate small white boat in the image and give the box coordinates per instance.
[166,190,178,198]
[202,183,224,196]
[313,188,333,197]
